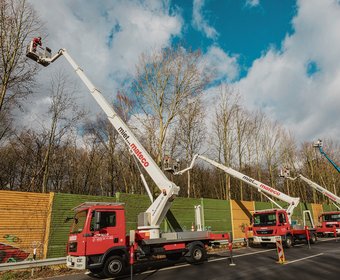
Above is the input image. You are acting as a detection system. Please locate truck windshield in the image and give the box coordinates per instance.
[322,213,340,222]
[70,210,88,234]
[253,213,277,226]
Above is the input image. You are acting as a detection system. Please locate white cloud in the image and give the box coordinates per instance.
[234,0,340,142]
[29,0,182,84]
[203,46,240,82]
[192,0,218,40]
[245,0,260,8]
[22,0,183,129]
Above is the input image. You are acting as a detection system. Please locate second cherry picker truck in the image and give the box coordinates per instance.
[314,139,340,173]
[173,154,317,248]
[26,41,229,278]
[280,168,340,236]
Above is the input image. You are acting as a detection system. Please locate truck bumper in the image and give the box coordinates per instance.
[317,228,340,234]
[253,236,277,244]
[66,255,86,270]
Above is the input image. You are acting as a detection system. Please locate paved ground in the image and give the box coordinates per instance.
[45,238,340,280]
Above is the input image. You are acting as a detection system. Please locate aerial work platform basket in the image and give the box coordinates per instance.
[26,41,52,67]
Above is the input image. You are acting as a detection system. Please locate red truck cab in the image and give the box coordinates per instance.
[67,202,128,275]
[252,209,293,247]
[251,209,317,248]
[317,211,340,236]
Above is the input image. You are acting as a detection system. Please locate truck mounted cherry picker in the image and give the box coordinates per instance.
[174,154,317,248]
[26,41,229,278]
[280,168,340,236]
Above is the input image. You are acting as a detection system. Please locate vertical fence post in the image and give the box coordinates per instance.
[244,226,249,247]
[305,226,311,249]
[228,232,236,266]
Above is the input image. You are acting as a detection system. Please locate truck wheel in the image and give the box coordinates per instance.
[283,235,293,248]
[309,233,317,244]
[103,255,126,278]
[185,245,206,264]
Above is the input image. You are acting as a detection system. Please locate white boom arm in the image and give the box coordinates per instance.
[26,46,180,236]
[176,154,300,222]
[281,169,340,210]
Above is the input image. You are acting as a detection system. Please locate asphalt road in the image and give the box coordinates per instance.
[46,238,340,280]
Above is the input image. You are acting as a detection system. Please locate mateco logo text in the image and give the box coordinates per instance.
[118,127,150,167]
[259,184,281,196]
[130,144,150,167]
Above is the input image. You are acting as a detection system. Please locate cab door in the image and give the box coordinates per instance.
[85,210,126,255]
[277,212,290,235]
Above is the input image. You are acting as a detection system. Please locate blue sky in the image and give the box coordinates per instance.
[25,0,340,144]
[172,0,296,77]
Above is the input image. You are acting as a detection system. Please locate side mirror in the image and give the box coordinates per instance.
[94,211,101,231]
[64,217,73,223]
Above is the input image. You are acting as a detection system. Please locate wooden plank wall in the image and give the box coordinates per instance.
[230,200,254,239]
[311,203,323,227]
[0,190,52,262]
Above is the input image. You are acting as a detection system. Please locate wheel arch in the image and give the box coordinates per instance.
[186,240,205,250]
[101,246,129,265]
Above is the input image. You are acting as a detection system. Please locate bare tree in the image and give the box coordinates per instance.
[133,46,210,167]
[83,91,136,196]
[0,129,46,191]
[29,72,85,192]
[299,142,318,202]
[211,85,239,200]
[0,0,42,121]
[261,119,284,189]
[234,105,252,200]
[174,97,206,197]
[251,110,265,201]
[278,130,298,197]
[0,110,12,141]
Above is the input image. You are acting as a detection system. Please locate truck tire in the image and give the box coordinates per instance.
[102,255,126,278]
[88,268,102,275]
[309,233,317,244]
[283,235,293,248]
[0,250,5,263]
[185,244,206,264]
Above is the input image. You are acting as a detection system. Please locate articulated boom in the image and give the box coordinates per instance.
[314,139,340,173]
[175,154,300,222]
[26,45,179,237]
[281,169,340,210]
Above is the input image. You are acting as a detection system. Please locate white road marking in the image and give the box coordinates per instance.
[139,248,277,274]
[286,253,324,264]
[208,248,277,262]
[318,237,337,242]
[135,240,334,276]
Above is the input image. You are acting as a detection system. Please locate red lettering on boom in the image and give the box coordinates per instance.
[259,184,281,196]
[130,143,150,167]
[325,193,337,202]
